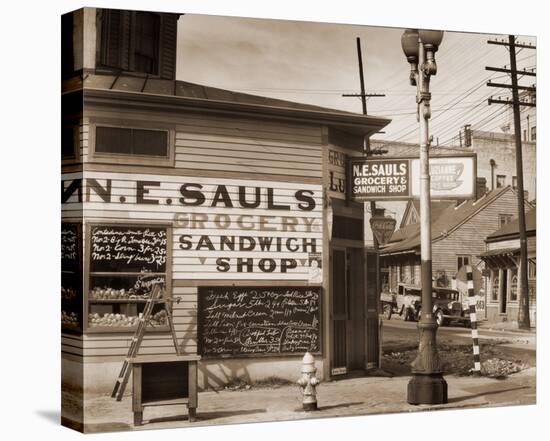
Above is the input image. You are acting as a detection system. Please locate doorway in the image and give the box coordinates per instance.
[331,246,365,375]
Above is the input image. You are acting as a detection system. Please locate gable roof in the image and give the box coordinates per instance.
[381,186,534,255]
[486,209,536,242]
[399,199,456,229]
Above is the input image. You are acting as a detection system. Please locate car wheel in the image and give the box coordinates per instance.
[383,304,393,320]
[436,310,446,327]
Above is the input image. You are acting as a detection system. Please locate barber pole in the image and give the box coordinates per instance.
[466,265,481,376]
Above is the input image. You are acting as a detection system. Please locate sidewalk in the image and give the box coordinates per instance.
[74,367,536,433]
[478,320,536,334]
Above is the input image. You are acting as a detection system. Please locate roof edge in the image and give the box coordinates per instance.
[83,88,391,135]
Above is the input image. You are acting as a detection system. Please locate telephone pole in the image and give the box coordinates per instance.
[486,35,536,330]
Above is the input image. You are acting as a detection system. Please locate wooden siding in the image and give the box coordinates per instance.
[63,105,329,362]
[84,109,324,181]
[432,190,521,275]
[62,171,323,280]
[80,118,89,163]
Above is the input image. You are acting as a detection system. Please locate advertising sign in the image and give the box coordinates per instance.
[369,217,397,245]
[410,155,476,200]
[350,153,476,201]
[351,158,410,200]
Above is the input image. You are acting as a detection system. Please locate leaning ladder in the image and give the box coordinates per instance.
[111,283,180,401]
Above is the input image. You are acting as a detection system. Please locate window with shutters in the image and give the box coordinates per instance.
[98,10,163,76]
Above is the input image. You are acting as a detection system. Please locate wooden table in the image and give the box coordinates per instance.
[131,354,201,426]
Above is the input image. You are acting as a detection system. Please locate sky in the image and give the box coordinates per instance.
[176,14,536,145]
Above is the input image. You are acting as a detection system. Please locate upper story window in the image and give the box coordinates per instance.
[90,120,175,167]
[498,214,513,229]
[496,175,506,188]
[457,255,470,272]
[62,120,80,162]
[96,126,167,156]
[531,126,536,142]
[512,176,518,190]
[98,10,161,76]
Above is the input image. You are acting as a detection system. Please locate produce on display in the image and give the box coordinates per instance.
[88,310,167,328]
[61,310,79,326]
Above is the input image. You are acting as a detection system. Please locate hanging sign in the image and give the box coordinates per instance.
[350,153,476,201]
[369,217,397,245]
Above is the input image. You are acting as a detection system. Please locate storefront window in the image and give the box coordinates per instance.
[491,272,499,301]
[87,223,170,332]
[62,223,82,332]
[510,271,518,302]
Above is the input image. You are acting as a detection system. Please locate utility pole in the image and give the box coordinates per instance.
[343,37,386,370]
[486,35,536,330]
[342,38,386,114]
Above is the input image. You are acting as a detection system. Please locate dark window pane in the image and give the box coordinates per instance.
[100,9,124,69]
[134,12,160,74]
[62,125,77,158]
[96,126,132,154]
[96,126,168,157]
[132,129,167,156]
[61,13,74,79]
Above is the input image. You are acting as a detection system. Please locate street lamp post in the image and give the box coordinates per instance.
[401,29,448,405]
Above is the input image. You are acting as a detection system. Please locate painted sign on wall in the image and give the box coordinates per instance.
[350,154,476,201]
[61,172,323,281]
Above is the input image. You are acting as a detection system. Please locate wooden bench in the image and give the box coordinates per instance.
[131,354,201,426]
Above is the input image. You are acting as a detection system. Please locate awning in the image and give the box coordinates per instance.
[479,247,519,257]
[479,247,519,268]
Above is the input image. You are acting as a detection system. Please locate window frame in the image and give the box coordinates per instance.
[531,126,536,142]
[509,270,518,302]
[490,270,500,303]
[457,254,471,272]
[496,174,506,188]
[83,220,173,334]
[97,10,164,78]
[89,118,175,167]
[498,213,513,229]
[62,119,81,165]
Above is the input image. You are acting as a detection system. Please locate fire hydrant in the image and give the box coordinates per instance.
[297,352,319,411]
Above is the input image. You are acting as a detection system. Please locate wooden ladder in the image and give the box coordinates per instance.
[111,283,180,401]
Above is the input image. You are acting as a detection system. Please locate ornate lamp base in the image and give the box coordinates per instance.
[407,373,448,404]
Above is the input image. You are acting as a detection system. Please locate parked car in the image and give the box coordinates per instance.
[380,283,421,321]
[380,284,470,327]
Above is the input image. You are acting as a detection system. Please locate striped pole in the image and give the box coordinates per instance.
[466,265,481,375]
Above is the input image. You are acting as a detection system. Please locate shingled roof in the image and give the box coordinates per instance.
[486,208,536,242]
[380,186,534,255]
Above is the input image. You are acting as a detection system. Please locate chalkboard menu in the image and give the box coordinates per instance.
[198,286,321,357]
[87,224,170,332]
[61,223,82,332]
[90,225,167,272]
[61,224,79,272]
